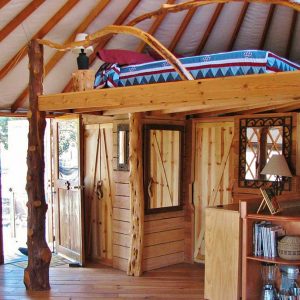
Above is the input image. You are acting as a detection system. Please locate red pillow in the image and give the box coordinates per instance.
[97,49,155,65]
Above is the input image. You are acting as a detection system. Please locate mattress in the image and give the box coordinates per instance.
[94,50,300,89]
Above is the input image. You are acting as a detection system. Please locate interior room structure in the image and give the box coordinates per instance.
[0,0,300,299]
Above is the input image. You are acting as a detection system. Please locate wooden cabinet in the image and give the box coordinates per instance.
[205,205,241,300]
[241,201,300,300]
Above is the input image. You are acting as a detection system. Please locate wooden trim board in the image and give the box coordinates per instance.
[39,71,300,114]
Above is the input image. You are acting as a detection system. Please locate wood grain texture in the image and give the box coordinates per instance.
[38,71,300,114]
[193,121,234,259]
[136,0,176,53]
[127,113,144,276]
[1,263,205,298]
[205,207,241,300]
[38,25,193,81]
[25,39,51,290]
[128,0,300,27]
[11,0,110,112]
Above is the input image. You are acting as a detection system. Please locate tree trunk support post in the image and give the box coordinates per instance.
[25,39,51,290]
[128,112,144,276]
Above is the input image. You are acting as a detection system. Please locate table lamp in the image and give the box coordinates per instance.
[260,154,292,196]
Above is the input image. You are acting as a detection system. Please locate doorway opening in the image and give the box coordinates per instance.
[0,117,53,264]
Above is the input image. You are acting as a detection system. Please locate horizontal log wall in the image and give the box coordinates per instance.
[112,119,131,272]
[143,117,186,271]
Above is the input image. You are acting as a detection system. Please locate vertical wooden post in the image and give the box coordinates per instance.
[127,112,144,276]
[24,39,51,290]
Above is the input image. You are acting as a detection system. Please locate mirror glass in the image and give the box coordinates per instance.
[117,124,129,171]
[239,116,292,189]
[144,124,184,214]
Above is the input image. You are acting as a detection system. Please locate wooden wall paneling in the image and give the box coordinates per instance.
[99,126,113,264]
[205,207,241,300]
[193,121,234,261]
[83,124,100,259]
[112,118,131,272]
[143,213,185,271]
[83,122,113,264]
[183,119,195,263]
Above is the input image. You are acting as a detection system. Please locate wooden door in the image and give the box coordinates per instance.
[83,123,113,265]
[53,116,84,265]
[193,121,234,261]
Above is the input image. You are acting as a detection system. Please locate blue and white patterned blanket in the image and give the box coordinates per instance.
[94,50,299,89]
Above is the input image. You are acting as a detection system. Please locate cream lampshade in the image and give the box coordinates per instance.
[260,155,292,177]
[261,154,292,195]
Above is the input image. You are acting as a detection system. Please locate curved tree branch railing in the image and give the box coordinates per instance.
[127,0,300,27]
[37,25,193,81]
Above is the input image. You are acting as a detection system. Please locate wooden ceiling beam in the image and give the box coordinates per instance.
[63,0,140,93]
[0,0,45,42]
[286,10,298,59]
[168,7,197,53]
[136,0,176,53]
[273,102,300,113]
[192,101,295,117]
[195,4,224,55]
[11,0,111,112]
[0,0,79,81]
[90,0,141,61]
[159,98,287,115]
[38,71,300,114]
[259,4,275,49]
[227,2,249,51]
[128,1,300,27]
[0,0,10,10]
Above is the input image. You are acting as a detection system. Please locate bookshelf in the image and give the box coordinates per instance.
[241,201,300,300]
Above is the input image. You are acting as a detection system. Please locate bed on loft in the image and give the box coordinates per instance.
[34,3,300,115]
[94,50,300,89]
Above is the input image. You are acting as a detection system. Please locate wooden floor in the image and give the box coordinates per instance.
[0,262,204,299]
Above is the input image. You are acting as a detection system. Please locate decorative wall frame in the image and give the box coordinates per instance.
[143,124,184,214]
[117,124,129,171]
[238,116,292,189]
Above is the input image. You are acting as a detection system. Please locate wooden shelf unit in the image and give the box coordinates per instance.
[241,201,300,300]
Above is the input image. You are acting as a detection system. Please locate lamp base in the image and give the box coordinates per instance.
[77,51,89,70]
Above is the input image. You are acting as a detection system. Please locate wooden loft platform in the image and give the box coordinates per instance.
[39,70,300,116]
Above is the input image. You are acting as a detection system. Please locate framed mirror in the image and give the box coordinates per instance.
[117,124,129,171]
[239,116,292,189]
[143,124,184,214]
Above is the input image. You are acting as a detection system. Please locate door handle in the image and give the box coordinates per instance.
[73,185,85,190]
[148,178,154,199]
[65,181,71,190]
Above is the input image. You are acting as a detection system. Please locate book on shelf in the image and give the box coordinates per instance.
[253,221,285,258]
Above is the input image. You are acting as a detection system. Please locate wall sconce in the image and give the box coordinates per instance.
[73,33,93,70]
[117,124,129,171]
